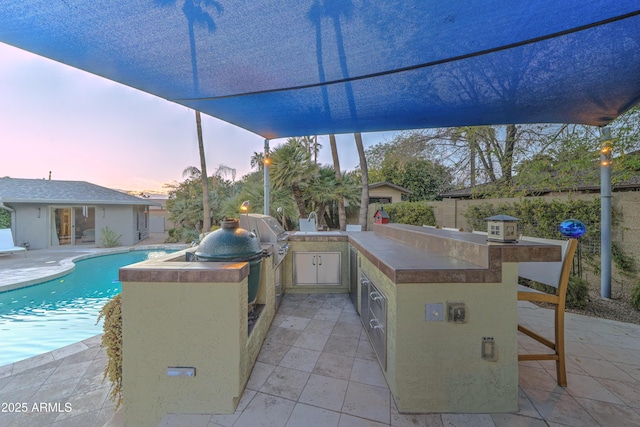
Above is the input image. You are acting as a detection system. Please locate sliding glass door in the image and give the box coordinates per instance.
[51,207,96,246]
[74,206,96,244]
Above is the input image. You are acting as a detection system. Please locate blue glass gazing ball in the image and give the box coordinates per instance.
[559,219,586,238]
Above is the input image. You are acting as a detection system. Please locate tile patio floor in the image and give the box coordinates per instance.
[1,248,640,426]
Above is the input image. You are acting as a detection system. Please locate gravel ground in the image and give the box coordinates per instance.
[566,286,640,325]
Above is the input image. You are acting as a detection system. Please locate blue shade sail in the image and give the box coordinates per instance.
[0,1,639,138]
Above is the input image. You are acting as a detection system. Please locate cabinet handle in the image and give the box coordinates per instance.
[312,255,316,266]
[370,291,383,302]
[369,318,383,331]
[318,255,322,265]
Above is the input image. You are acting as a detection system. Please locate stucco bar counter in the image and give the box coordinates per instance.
[119,249,278,427]
[345,223,561,414]
[119,223,559,426]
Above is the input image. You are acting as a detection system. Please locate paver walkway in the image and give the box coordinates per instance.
[1,244,639,426]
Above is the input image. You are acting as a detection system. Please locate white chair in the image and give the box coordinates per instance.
[517,236,578,387]
[0,229,27,257]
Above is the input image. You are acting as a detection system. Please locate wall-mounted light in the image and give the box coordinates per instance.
[102,208,106,218]
[37,207,41,218]
[240,200,250,212]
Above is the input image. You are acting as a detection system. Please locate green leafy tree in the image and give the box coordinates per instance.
[225,170,298,228]
[166,167,236,241]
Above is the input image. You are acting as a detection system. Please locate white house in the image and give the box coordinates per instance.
[0,178,158,249]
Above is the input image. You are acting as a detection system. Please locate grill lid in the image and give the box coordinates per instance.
[195,218,263,261]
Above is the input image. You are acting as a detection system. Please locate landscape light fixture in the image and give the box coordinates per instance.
[240,200,250,212]
[600,128,613,166]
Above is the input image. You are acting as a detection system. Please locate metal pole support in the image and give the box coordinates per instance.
[264,139,270,216]
[600,127,612,299]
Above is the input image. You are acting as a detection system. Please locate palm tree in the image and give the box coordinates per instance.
[270,139,317,219]
[309,0,368,229]
[306,166,340,229]
[156,0,223,234]
[329,134,347,230]
[182,165,201,179]
[195,111,211,233]
[354,132,369,229]
[250,151,265,171]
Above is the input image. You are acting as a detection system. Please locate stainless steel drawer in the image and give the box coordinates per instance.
[362,275,386,370]
[369,285,385,324]
[367,308,387,370]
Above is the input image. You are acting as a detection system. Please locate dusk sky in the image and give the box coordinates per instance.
[0,42,396,193]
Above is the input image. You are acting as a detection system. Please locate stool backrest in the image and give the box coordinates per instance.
[518,236,571,288]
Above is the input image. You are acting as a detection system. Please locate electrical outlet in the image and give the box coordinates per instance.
[447,302,467,323]
[481,337,498,362]
[425,303,443,321]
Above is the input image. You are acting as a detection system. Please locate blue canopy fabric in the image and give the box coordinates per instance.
[1,1,639,139]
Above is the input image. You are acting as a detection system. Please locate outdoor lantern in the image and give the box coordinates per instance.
[240,200,250,212]
[485,214,520,243]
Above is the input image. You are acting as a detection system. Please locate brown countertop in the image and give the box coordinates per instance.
[290,224,561,284]
[119,251,249,283]
[121,225,562,285]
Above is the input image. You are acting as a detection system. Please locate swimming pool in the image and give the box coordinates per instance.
[0,249,176,366]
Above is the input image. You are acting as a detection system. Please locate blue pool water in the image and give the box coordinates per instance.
[0,250,175,366]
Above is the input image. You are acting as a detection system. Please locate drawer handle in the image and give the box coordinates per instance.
[369,319,383,331]
[369,291,383,302]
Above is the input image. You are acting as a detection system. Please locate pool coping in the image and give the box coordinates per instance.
[0,244,189,370]
[0,244,188,293]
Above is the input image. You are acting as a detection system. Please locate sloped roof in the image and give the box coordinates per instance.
[0,2,638,138]
[440,172,640,199]
[0,178,156,206]
[368,182,413,195]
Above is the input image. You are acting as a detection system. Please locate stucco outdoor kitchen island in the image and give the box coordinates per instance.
[119,222,560,426]
[290,223,560,414]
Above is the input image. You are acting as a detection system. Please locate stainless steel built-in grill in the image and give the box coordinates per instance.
[239,213,289,266]
[240,214,290,309]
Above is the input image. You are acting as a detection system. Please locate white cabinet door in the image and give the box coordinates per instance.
[317,252,341,285]
[294,252,341,286]
[294,252,318,285]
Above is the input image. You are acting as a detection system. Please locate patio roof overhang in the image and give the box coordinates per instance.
[1,1,639,138]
